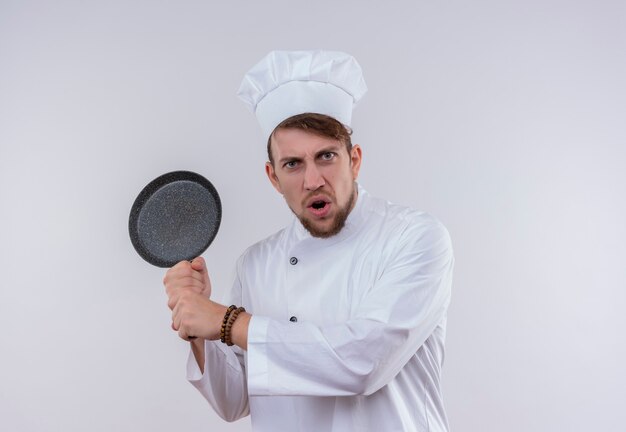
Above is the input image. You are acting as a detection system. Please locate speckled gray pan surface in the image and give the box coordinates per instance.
[129,171,222,268]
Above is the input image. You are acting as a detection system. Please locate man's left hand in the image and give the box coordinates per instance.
[169,289,226,341]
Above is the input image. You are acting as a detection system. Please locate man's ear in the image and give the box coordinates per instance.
[350,144,363,180]
[265,161,283,194]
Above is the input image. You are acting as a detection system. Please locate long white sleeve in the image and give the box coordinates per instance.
[186,269,250,422]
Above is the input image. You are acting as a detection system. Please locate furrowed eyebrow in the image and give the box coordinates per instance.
[277,145,343,165]
[315,145,342,158]
[278,156,303,165]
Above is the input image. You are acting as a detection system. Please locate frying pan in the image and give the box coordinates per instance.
[128,170,222,268]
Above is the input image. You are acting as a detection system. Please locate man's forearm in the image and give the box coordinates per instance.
[189,311,250,374]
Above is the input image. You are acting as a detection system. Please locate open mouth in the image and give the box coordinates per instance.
[306,197,332,218]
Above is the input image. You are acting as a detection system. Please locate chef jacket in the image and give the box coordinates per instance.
[186,184,454,431]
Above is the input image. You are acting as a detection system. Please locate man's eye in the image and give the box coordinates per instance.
[321,152,335,161]
[284,161,298,169]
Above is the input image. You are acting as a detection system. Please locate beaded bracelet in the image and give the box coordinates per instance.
[220,305,237,344]
[224,306,246,346]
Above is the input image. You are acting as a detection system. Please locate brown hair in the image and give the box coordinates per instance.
[267,113,353,165]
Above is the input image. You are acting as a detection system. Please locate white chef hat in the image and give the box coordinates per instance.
[237,50,367,139]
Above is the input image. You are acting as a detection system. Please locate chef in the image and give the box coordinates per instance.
[164,50,455,431]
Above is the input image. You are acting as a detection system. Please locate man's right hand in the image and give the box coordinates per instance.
[163,256,212,303]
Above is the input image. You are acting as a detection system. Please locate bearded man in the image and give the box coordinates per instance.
[163,50,454,432]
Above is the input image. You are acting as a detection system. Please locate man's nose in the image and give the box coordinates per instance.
[303,164,325,191]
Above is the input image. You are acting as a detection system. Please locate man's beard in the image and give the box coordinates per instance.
[296,186,357,239]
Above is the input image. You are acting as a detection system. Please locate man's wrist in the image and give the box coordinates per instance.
[230,312,251,351]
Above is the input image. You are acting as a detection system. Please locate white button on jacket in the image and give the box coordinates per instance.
[187,185,454,432]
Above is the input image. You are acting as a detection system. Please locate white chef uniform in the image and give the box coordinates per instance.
[186,184,454,431]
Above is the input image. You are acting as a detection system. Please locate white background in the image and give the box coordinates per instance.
[1,1,625,431]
